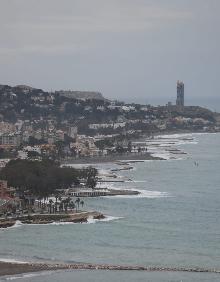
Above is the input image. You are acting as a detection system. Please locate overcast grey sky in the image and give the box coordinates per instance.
[0,0,219,107]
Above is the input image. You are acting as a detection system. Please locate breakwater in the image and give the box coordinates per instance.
[0,211,105,228]
[0,261,220,277]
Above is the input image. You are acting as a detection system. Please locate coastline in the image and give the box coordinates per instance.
[0,261,220,277]
[0,211,105,229]
[1,132,220,279]
[62,130,219,165]
[62,152,164,165]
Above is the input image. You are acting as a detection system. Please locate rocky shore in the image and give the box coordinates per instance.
[107,189,139,196]
[0,261,220,277]
[0,211,105,229]
[62,152,164,165]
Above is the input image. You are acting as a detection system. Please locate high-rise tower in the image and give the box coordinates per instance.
[176,80,184,107]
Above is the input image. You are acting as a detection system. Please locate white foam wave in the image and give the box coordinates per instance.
[0,258,27,264]
[1,271,55,281]
[144,133,199,161]
[0,216,122,231]
[105,188,169,199]
[127,180,147,183]
[155,133,194,139]
[45,215,123,225]
[19,217,121,226]
[149,152,185,160]
[0,221,24,231]
[137,189,169,198]
[49,221,78,226]
[87,215,123,224]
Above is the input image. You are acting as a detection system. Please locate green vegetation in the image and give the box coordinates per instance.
[0,159,98,198]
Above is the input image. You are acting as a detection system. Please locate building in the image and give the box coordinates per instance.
[176,80,184,107]
[0,122,16,133]
[68,126,78,139]
[0,132,22,147]
[0,180,15,198]
[131,142,148,153]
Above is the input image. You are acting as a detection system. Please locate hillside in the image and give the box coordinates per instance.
[55,90,106,101]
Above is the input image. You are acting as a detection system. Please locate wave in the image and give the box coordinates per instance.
[126,180,147,183]
[0,221,24,232]
[0,258,28,264]
[87,215,123,224]
[1,271,55,281]
[0,215,123,232]
[155,133,194,139]
[137,189,169,198]
[149,152,185,160]
[50,215,123,225]
[97,182,169,199]
[146,136,196,160]
[105,188,169,199]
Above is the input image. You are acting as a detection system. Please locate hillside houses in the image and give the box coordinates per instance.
[0,84,219,161]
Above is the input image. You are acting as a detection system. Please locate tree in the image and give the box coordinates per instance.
[84,167,98,189]
[48,199,53,214]
[69,201,76,212]
[75,197,81,211]
[86,177,97,189]
[127,141,132,153]
[80,200,84,209]
[0,159,83,197]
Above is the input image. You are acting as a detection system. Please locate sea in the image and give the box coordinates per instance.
[0,132,220,282]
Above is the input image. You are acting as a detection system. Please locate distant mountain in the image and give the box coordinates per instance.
[0,84,106,100]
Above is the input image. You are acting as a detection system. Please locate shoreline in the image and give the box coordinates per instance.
[62,152,164,165]
[0,261,220,277]
[62,130,219,165]
[0,211,105,229]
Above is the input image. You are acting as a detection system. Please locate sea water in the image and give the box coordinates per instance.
[0,133,220,282]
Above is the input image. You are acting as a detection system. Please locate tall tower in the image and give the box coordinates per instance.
[176,80,184,107]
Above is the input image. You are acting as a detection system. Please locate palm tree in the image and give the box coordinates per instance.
[75,197,81,212]
[54,201,59,213]
[59,201,63,213]
[69,201,76,212]
[48,199,53,214]
[80,200,84,209]
[54,193,59,213]
[64,200,68,213]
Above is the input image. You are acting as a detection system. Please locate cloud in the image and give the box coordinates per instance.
[0,0,192,56]
[1,0,219,104]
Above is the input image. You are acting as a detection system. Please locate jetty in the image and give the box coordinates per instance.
[66,188,140,197]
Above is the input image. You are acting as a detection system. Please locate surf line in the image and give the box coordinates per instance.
[1,262,220,275]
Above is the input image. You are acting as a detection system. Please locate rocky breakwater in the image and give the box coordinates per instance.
[0,220,16,228]
[107,189,140,196]
[0,211,105,228]
[1,261,220,277]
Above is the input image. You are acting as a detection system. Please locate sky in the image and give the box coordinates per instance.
[0,0,220,109]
